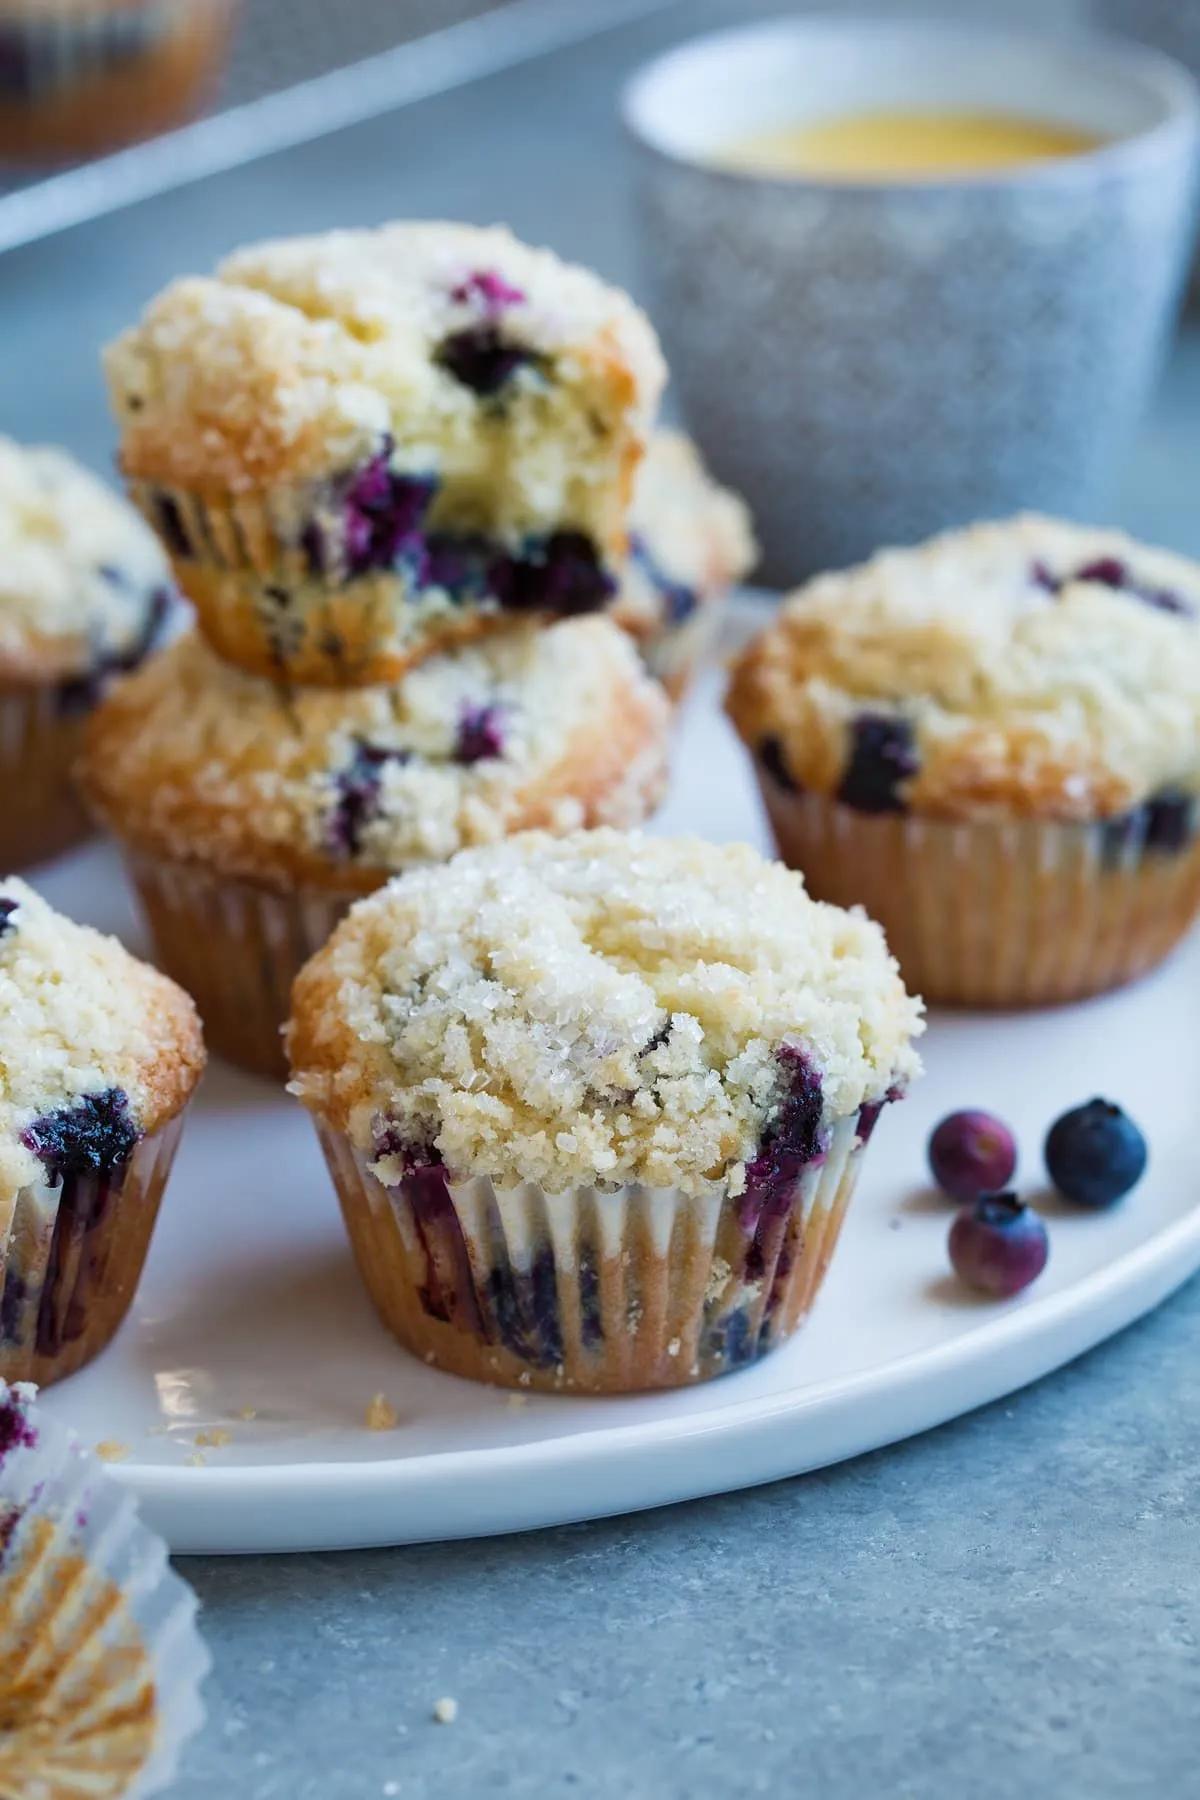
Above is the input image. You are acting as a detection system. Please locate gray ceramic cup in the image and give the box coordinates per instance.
[624,19,1200,583]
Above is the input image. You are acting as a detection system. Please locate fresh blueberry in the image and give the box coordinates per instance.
[451,269,526,311]
[455,703,506,765]
[837,714,918,814]
[928,1110,1018,1203]
[437,325,535,396]
[758,735,799,795]
[20,1089,138,1182]
[326,740,409,858]
[0,898,16,938]
[1044,1098,1147,1208]
[949,1194,1049,1297]
[740,1044,825,1229]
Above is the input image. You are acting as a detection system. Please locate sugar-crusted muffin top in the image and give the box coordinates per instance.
[82,618,671,889]
[0,880,204,1205]
[613,430,757,638]
[287,831,923,1197]
[105,222,666,509]
[727,515,1200,820]
[0,437,173,682]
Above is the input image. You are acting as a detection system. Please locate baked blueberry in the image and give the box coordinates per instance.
[450,269,526,311]
[628,532,697,626]
[837,714,918,814]
[492,532,615,616]
[1044,1098,1147,1208]
[339,446,438,578]
[455,703,506,765]
[437,325,536,397]
[740,1044,825,1228]
[327,740,410,859]
[20,1088,139,1182]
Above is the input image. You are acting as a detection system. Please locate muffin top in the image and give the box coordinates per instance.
[0,437,173,683]
[287,831,923,1198]
[0,880,204,1206]
[105,222,666,501]
[614,430,757,639]
[81,618,670,890]
[728,515,1200,821]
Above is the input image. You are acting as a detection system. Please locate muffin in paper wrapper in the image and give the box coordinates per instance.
[0,683,93,870]
[314,1111,871,1393]
[123,850,358,1081]
[0,1117,186,1389]
[0,1380,209,1797]
[755,774,1200,1008]
[0,0,237,162]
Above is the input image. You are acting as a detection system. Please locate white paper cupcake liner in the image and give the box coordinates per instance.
[0,1117,186,1390]
[314,1112,869,1393]
[757,776,1200,1007]
[0,682,92,869]
[125,849,356,1078]
[0,1380,209,1798]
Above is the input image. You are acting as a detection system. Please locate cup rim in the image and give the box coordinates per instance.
[621,14,1200,194]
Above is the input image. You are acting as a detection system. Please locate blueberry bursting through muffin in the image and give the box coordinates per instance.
[56,573,173,717]
[324,705,508,860]
[152,434,616,619]
[2,1088,143,1360]
[368,1041,892,1374]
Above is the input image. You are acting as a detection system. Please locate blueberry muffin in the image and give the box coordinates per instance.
[0,879,204,1386]
[287,831,923,1393]
[612,430,756,701]
[81,617,671,1078]
[728,515,1200,1006]
[0,0,236,162]
[0,436,175,870]
[105,222,666,687]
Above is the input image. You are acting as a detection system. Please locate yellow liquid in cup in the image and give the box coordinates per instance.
[717,109,1104,180]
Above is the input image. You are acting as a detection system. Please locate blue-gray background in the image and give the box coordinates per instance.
[2,3,1198,1794]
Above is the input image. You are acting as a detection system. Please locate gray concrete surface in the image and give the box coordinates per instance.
[1,2,1197,1794]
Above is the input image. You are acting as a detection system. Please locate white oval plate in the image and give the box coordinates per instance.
[37,634,1200,1553]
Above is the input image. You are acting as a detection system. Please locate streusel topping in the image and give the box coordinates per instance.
[0,880,204,1203]
[287,832,923,1196]
[0,437,172,681]
[105,222,665,512]
[82,618,670,888]
[728,515,1200,819]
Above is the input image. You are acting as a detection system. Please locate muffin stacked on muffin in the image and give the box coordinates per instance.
[728,514,1200,1006]
[0,435,174,870]
[287,831,923,1392]
[0,877,204,1386]
[105,222,668,685]
[90,222,706,1075]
